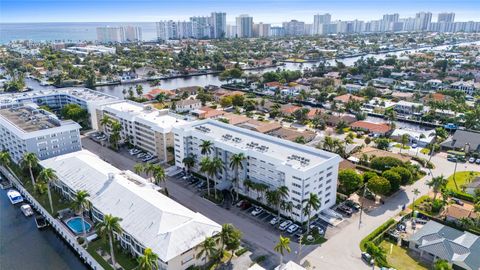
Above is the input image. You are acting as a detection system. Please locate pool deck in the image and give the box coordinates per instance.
[58,208,97,239]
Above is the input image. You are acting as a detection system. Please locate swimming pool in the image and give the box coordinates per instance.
[65,217,92,235]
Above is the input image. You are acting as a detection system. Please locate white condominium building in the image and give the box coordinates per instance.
[97,101,187,163]
[0,103,81,163]
[40,150,221,270]
[173,120,341,223]
[0,87,119,130]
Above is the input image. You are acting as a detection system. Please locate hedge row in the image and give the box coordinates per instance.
[360,218,396,251]
[448,190,475,202]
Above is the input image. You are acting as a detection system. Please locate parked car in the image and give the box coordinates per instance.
[361,252,374,265]
[412,143,417,149]
[345,200,361,211]
[287,224,299,234]
[236,200,245,208]
[469,157,476,163]
[338,205,353,215]
[270,217,280,226]
[251,207,263,216]
[451,198,464,206]
[309,224,325,235]
[240,201,251,210]
[279,220,293,231]
[476,159,480,164]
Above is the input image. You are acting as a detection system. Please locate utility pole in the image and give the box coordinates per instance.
[358,183,368,228]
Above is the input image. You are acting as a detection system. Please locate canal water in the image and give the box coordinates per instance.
[0,181,88,270]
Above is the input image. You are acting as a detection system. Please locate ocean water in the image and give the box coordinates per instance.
[0,22,157,44]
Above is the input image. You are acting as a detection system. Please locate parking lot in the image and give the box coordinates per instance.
[81,135,362,265]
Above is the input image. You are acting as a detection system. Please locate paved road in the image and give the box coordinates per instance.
[81,137,314,266]
[302,150,479,269]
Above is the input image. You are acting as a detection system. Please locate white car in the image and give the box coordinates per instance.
[279,220,293,231]
[287,224,299,234]
[469,157,475,163]
[270,217,280,225]
[251,207,263,216]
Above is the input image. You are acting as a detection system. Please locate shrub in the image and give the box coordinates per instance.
[235,248,248,257]
[363,171,378,182]
[338,169,363,196]
[360,219,396,250]
[391,166,412,185]
[370,157,404,171]
[449,190,475,202]
[368,176,391,195]
[382,170,401,192]
[431,199,444,213]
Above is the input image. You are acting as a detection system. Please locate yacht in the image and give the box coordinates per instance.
[20,204,34,217]
[7,189,23,204]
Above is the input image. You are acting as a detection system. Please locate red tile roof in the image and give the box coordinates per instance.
[350,121,391,134]
[334,94,365,104]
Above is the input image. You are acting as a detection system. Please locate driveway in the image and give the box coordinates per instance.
[301,151,478,269]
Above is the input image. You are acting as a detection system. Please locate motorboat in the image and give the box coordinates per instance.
[7,189,23,204]
[20,204,34,217]
[34,215,48,229]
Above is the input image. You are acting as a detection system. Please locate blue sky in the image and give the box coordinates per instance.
[1,0,479,23]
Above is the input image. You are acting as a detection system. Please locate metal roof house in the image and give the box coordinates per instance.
[40,150,221,270]
[408,220,480,270]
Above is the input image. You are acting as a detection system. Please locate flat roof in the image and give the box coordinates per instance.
[103,101,187,132]
[180,119,339,171]
[40,150,221,262]
[0,87,118,105]
[0,105,77,133]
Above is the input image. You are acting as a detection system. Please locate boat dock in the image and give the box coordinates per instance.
[0,166,104,270]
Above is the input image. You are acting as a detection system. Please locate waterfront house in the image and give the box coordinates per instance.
[440,130,480,154]
[390,128,436,147]
[350,121,392,136]
[333,94,365,105]
[451,80,480,96]
[40,150,221,270]
[344,84,364,93]
[408,220,480,270]
[394,101,429,116]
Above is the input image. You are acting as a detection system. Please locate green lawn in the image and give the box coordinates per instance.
[447,171,480,191]
[87,239,138,270]
[380,240,428,270]
[393,143,411,150]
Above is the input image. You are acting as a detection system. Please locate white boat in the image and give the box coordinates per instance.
[20,204,34,217]
[7,189,23,204]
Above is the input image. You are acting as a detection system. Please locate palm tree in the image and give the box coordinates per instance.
[133,163,144,175]
[229,153,246,201]
[152,165,167,195]
[209,157,224,199]
[200,157,212,196]
[412,188,420,212]
[0,151,11,172]
[427,175,448,200]
[109,121,122,150]
[197,237,218,265]
[303,193,321,234]
[21,152,39,187]
[71,190,91,247]
[200,140,213,155]
[96,214,123,269]
[274,235,291,266]
[182,155,195,175]
[267,186,290,221]
[137,247,159,270]
[219,223,235,252]
[400,134,409,154]
[100,114,111,130]
[38,168,57,214]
